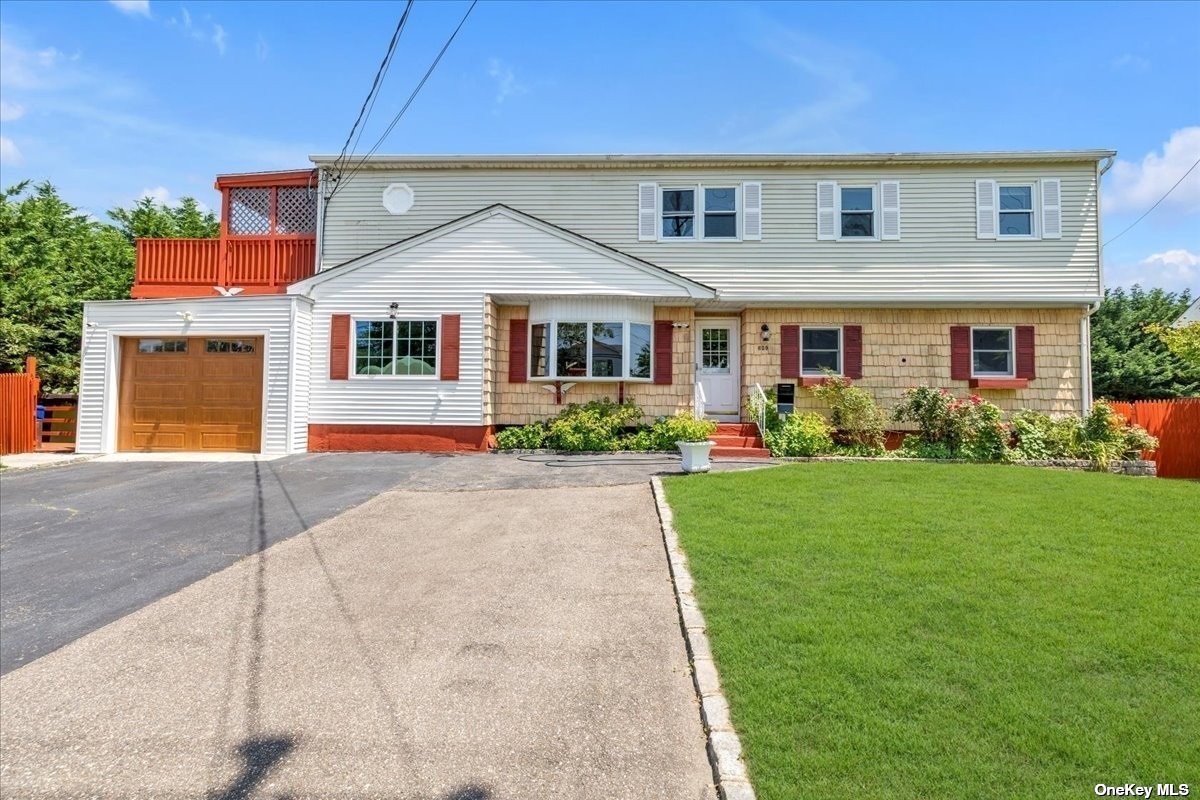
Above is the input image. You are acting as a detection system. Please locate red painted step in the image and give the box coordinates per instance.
[706,420,771,458]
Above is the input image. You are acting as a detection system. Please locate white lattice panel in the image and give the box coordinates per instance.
[229,188,270,235]
[277,187,317,234]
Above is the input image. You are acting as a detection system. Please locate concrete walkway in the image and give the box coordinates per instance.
[0,482,717,799]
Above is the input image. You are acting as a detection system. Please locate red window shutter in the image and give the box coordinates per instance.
[329,314,351,380]
[509,318,528,383]
[950,326,971,381]
[843,325,863,379]
[1015,325,1036,379]
[781,325,800,379]
[653,320,674,385]
[440,314,461,381]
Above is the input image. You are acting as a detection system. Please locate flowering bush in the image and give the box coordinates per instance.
[892,386,1007,459]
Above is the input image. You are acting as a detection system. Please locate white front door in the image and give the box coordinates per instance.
[696,319,740,419]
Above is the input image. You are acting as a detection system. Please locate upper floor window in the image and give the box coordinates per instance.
[817,180,900,241]
[529,320,653,380]
[840,187,875,238]
[355,319,438,376]
[971,327,1013,377]
[802,328,842,374]
[998,185,1035,237]
[660,185,739,240]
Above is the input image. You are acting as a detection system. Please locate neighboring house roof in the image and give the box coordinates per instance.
[309,150,1117,169]
[1175,297,1200,327]
[289,203,716,298]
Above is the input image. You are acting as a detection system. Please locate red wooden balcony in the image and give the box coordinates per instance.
[132,169,319,299]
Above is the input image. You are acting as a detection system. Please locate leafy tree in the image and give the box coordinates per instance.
[1146,321,1200,368]
[0,181,217,392]
[1091,285,1199,399]
[108,195,218,242]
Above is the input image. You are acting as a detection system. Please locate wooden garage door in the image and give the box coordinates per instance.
[119,336,263,452]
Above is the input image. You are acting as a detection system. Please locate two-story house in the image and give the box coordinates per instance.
[77,150,1114,455]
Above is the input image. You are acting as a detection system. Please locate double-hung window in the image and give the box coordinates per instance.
[971,327,1013,377]
[840,186,875,238]
[660,185,739,239]
[354,319,438,376]
[998,185,1035,237]
[529,320,653,380]
[802,328,842,375]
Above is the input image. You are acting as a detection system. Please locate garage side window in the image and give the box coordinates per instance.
[138,339,187,353]
[355,319,438,376]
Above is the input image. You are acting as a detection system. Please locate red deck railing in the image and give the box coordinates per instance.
[131,169,318,299]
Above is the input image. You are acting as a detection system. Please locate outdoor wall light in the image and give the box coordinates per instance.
[761,324,771,342]
[388,302,400,319]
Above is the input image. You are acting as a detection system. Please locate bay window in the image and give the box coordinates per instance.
[530,320,653,380]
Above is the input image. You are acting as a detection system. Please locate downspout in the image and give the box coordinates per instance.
[1082,155,1117,412]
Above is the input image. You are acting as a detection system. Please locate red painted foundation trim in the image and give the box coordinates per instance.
[308,424,492,453]
[968,378,1029,389]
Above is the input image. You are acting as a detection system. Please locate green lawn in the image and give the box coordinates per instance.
[663,463,1199,800]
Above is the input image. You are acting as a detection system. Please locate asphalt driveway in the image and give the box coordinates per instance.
[1,451,755,675]
[0,480,717,798]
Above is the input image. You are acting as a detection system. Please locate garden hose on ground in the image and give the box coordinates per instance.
[515,453,776,468]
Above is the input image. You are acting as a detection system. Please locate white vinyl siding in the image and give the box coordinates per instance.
[77,295,309,455]
[303,212,700,427]
[318,163,1099,303]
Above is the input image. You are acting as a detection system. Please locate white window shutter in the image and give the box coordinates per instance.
[638,183,658,242]
[742,181,762,240]
[880,180,901,240]
[1041,178,1062,239]
[816,180,837,240]
[976,179,997,239]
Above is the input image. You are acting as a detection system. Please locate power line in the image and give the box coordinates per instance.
[330,1,415,185]
[335,0,479,190]
[1103,156,1200,248]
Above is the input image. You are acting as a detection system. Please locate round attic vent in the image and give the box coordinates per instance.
[382,183,414,215]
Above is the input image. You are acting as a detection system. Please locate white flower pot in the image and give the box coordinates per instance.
[677,440,715,473]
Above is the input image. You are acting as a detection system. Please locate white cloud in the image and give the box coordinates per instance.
[1111,53,1150,72]
[486,58,527,104]
[0,100,25,121]
[1108,249,1200,292]
[0,136,22,165]
[140,186,172,204]
[1105,127,1200,215]
[109,0,151,17]
[738,22,882,149]
[168,7,227,55]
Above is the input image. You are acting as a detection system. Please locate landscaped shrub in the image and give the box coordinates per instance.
[1007,402,1157,468]
[494,422,547,450]
[892,386,1008,460]
[764,412,835,457]
[545,399,643,452]
[810,374,887,452]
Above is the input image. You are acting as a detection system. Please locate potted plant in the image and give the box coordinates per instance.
[668,413,718,473]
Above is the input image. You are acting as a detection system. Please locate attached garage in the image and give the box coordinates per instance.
[118,336,264,452]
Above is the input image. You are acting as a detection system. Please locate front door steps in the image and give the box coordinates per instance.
[709,423,771,459]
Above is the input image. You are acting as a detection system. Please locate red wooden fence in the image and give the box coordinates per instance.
[1,357,40,456]
[1109,398,1200,479]
[39,394,78,452]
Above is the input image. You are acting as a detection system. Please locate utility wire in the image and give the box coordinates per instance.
[329,1,415,187]
[335,0,479,190]
[1103,156,1200,248]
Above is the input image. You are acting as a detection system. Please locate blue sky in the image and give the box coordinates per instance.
[1,0,1197,293]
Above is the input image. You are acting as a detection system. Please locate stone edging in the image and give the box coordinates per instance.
[650,476,756,800]
[773,455,1155,475]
